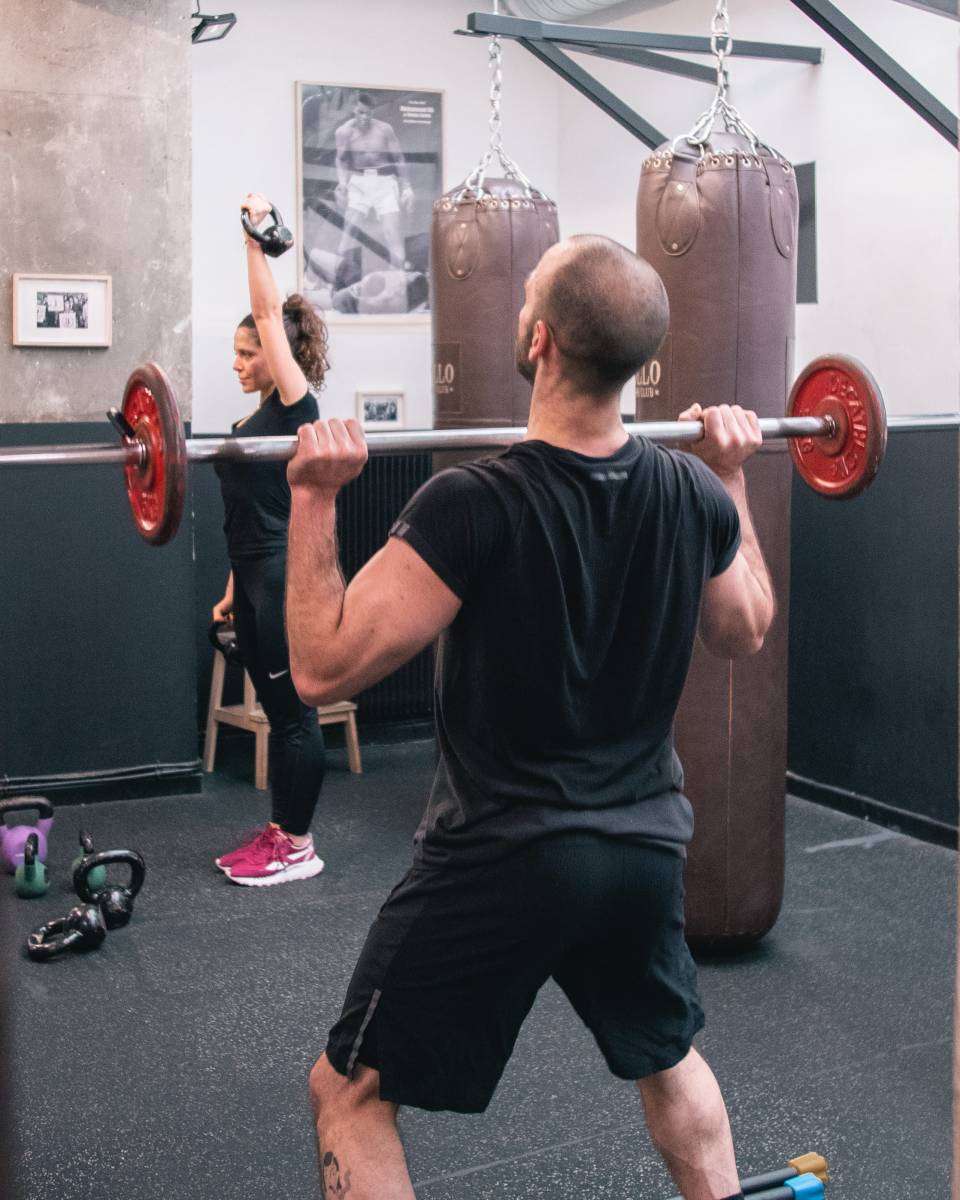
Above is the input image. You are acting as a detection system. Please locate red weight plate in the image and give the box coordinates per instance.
[120,363,187,545]
[787,355,887,499]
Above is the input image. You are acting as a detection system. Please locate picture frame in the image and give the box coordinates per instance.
[296,81,443,324]
[11,273,112,347]
[356,389,405,430]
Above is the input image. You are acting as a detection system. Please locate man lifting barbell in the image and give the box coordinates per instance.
[284,235,774,1200]
[0,231,887,1197]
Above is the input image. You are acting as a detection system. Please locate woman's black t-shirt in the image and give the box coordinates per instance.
[214,389,319,562]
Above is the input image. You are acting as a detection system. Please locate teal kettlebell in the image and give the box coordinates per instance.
[72,831,108,895]
[15,833,48,899]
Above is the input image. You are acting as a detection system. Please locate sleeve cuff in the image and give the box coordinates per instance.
[710,529,742,577]
[390,520,468,599]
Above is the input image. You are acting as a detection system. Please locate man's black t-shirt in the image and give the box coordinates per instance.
[389,436,741,866]
[214,389,319,562]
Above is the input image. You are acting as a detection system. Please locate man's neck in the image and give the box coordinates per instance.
[524,381,629,458]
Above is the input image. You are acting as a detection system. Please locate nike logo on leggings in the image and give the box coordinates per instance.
[268,669,289,680]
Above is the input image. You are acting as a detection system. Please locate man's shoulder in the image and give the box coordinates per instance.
[399,459,521,524]
[422,458,511,497]
[659,447,737,515]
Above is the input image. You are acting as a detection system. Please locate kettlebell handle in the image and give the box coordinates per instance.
[74,848,146,902]
[240,205,293,258]
[27,905,106,961]
[0,796,54,825]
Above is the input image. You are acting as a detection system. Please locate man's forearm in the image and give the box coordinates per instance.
[721,469,776,616]
[286,489,347,693]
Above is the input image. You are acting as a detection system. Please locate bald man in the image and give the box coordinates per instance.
[285,235,775,1200]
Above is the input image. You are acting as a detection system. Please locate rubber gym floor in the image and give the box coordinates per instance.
[1,735,953,1200]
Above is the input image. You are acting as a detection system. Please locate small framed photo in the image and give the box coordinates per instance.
[12,273,112,348]
[356,389,404,430]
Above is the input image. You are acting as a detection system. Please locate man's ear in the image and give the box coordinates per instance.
[530,319,550,358]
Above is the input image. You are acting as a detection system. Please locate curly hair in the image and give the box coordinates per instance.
[238,294,330,392]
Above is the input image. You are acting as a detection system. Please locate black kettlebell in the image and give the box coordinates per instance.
[27,904,106,961]
[240,205,293,257]
[208,618,245,667]
[74,848,146,930]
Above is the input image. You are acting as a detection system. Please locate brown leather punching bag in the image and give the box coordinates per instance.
[431,179,559,430]
[636,132,800,947]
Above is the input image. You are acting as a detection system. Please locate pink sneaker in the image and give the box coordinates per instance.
[215,824,274,873]
[226,826,324,888]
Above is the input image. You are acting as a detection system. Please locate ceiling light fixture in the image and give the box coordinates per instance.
[191,2,237,44]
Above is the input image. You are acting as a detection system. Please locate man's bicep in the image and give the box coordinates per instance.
[334,537,461,692]
[698,551,763,658]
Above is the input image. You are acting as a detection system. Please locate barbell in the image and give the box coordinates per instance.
[0,355,887,546]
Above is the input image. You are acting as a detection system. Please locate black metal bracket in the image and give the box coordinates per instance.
[788,0,957,147]
[461,7,957,153]
[465,13,824,64]
[560,42,718,87]
[459,11,823,151]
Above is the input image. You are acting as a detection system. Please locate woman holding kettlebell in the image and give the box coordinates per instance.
[211,192,330,888]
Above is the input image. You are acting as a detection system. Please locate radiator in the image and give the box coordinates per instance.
[336,453,435,723]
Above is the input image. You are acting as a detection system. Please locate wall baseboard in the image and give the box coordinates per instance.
[787,771,958,850]
[0,761,203,806]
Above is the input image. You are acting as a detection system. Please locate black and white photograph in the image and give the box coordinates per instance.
[297,83,442,319]
[356,389,404,429]
[35,290,89,330]
[12,273,112,347]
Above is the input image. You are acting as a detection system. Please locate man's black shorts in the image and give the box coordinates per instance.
[325,834,704,1113]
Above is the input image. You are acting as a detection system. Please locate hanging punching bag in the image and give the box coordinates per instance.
[432,180,559,428]
[636,119,799,947]
[430,36,559,434]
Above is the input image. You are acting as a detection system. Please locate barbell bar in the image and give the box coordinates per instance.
[0,419,833,467]
[0,354,888,546]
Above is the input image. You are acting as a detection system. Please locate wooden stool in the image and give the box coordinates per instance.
[203,654,362,790]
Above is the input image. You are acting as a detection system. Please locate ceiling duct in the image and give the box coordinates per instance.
[504,0,623,19]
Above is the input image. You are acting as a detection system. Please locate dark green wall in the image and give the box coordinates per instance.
[0,423,199,800]
[789,427,959,844]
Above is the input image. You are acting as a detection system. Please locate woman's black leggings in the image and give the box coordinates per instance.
[232,553,326,836]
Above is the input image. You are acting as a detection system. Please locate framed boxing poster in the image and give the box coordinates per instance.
[296,82,443,322]
[11,273,112,347]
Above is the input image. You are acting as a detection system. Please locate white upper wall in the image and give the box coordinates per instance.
[191,0,560,432]
[194,0,959,429]
[556,0,960,417]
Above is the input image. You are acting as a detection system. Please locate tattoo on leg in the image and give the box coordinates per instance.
[322,1149,352,1196]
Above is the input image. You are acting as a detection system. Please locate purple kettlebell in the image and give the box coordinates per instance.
[0,797,55,874]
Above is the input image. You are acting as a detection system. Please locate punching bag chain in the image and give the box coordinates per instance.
[487,37,507,166]
[460,35,543,199]
[710,0,732,101]
[675,0,784,163]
